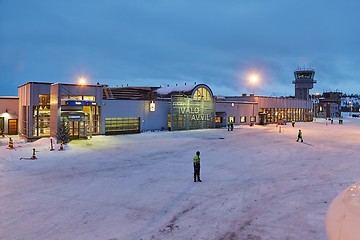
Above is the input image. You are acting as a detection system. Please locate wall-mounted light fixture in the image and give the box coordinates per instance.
[5,109,8,113]
[150,101,156,112]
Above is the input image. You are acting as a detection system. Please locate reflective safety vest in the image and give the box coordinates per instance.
[193,155,200,164]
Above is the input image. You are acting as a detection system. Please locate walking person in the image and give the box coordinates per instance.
[291,120,295,127]
[193,151,202,182]
[296,129,303,142]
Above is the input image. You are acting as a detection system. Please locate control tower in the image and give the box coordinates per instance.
[292,68,316,100]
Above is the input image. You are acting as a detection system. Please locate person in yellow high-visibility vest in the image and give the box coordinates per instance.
[296,129,303,142]
[193,151,202,182]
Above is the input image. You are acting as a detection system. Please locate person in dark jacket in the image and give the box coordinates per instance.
[193,151,202,182]
[296,129,303,142]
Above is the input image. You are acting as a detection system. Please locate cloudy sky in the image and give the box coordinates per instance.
[1,0,359,96]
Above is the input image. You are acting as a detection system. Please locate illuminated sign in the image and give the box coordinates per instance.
[150,101,156,112]
[64,100,96,106]
[68,115,81,119]
[171,95,215,130]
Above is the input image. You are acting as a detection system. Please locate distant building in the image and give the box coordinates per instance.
[0,81,314,140]
[341,94,360,114]
[0,96,19,135]
[316,92,342,118]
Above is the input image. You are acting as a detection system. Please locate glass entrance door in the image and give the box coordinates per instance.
[68,121,87,139]
[69,121,79,139]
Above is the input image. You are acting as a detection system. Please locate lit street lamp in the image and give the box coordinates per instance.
[78,76,87,86]
[249,74,258,93]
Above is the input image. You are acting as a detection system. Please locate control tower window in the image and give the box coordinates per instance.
[297,73,312,79]
[295,71,314,79]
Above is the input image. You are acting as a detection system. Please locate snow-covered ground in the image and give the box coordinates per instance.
[0,116,358,240]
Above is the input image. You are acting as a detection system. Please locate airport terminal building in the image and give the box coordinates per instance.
[0,82,313,140]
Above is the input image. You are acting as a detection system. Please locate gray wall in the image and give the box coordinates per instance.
[215,101,255,125]
[101,99,169,132]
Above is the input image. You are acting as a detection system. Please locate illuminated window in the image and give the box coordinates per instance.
[193,87,212,101]
[215,116,223,123]
[33,94,51,136]
[105,117,140,134]
[240,116,246,123]
[228,116,235,123]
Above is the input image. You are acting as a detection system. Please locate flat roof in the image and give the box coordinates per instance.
[0,96,19,99]
[18,81,53,88]
[18,81,103,89]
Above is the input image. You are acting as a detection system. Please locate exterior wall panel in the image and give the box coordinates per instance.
[101,100,169,133]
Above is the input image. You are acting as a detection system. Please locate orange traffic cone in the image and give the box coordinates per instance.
[8,137,14,149]
[59,141,64,151]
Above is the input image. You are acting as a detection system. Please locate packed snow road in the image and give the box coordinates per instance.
[0,118,358,239]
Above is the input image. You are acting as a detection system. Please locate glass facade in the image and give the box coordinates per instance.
[82,105,100,135]
[170,90,215,131]
[30,94,100,138]
[105,117,140,134]
[193,87,212,101]
[259,108,311,124]
[60,95,100,138]
[61,95,96,101]
[33,94,51,137]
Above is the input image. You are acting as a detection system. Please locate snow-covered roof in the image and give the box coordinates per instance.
[155,85,196,95]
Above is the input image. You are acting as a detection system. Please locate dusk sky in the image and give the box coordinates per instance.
[1,0,359,96]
